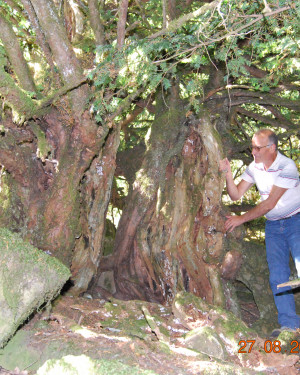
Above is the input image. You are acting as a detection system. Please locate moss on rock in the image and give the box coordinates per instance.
[0,227,71,348]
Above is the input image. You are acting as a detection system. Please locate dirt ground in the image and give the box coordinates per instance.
[1,294,300,375]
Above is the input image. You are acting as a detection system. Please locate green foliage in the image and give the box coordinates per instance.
[90,0,299,130]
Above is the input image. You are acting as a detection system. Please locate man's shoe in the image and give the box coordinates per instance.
[270,328,281,339]
[270,326,296,339]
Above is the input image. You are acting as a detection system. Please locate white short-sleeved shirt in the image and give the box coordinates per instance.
[241,152,300,220]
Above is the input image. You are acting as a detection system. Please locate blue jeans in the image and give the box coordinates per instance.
[265,213,300,329]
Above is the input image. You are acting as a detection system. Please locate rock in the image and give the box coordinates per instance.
[97,270,116,295]
[173,292,257,354]
[220,250,243,280]
[236,241,277,334]
[0,228,71,348]
[184,326,228,360]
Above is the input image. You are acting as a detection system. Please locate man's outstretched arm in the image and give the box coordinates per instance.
[225,185,288,232]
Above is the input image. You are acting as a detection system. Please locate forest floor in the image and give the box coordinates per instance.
[0,293,300,375]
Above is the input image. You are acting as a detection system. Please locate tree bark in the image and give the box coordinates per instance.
[21,0,59,85]
[117,0,129,49]
[113,84,227,305]
[26,0,87,115]
[0,57,36,122]
[88,0,106,45]
[71,125,121,293]
[0,14,37,93]
[0,1,115,274]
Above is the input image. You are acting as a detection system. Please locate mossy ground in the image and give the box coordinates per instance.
[0,293,299,375]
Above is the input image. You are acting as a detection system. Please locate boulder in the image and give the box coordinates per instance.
[184,326,227,360]
[0,228,71,347]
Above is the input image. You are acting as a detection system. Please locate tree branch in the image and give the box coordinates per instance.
[0,57,36,123]
[88,0,106,45]
[149,0,220,39]
[36,77,88,111]
[24,0,90,116]
[21,0,60,86]
[236,107,294,130]
[117,0,129,50]
[206,89,300,112]
[148,3,291,63]
[26,0,84,85]
[0,14,37,93]
[106,87,145,127]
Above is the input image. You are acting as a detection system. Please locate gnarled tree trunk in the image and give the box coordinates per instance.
[112,84,228,305]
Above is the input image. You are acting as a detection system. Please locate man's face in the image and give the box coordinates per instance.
[251,134,273,164]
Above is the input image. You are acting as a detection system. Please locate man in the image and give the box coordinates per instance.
[220,129,300,337]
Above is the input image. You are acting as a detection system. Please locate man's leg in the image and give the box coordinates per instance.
[265,219,300,329]
[288,213,300,277]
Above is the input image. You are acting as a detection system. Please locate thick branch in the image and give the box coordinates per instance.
[88,0,106,45]
[262,105,289,123]
[36,77,88,111]
[236,107,293,130]
[117,0,129,49]
[149,0,219,39]
[0,54,87,123]
[26,0,83,85]
[206,89,300,111]
[24,0,90,116]
[0,57,36,122]
[244,64,268,79]
[21,0,60,86]
[119,96,154,129]
[0,14,37,92]
[150,2,290,40]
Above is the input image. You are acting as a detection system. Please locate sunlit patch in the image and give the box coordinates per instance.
[71,326,99,339]
[169,345,200,357]
[98,332,131,342]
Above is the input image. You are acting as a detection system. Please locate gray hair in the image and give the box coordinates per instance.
[255,129,278,150]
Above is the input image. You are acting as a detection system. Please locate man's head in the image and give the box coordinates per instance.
[251,129,278,166]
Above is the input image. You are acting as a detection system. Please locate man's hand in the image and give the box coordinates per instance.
[219,158,231,174]
[224,185,288,232]
[225,215,244,232]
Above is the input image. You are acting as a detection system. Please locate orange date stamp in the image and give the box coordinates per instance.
[238,340,300,354]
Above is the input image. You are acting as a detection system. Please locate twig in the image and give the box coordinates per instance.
[141,305,170,344]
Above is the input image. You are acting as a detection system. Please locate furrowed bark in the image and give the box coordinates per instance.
[32,112,108,266]
[113,84,227,306]
[71,125,121,293]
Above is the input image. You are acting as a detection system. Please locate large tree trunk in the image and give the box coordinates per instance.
[113,84,227,305]
[0,0,113,275]
[70,125,121,293]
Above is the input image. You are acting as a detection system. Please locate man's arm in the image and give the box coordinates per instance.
[225,185,288,232]
[219,158,253,200]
